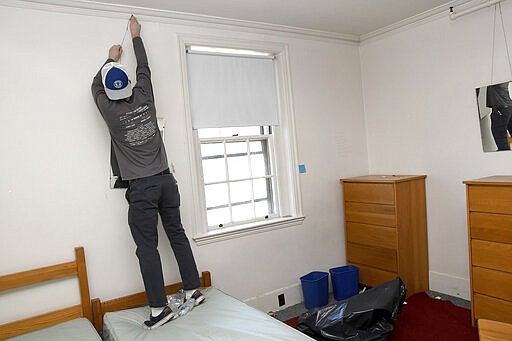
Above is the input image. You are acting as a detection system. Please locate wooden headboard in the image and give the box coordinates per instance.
[91,270,211,331]
[0,246,92,340]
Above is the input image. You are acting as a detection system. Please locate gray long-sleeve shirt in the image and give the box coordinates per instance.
[92,37,168,180]
[486,82,512,108]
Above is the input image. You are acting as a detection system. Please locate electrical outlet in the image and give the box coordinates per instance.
[278,293,285,307]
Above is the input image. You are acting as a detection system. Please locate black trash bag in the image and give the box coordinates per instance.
[297,277,406,341]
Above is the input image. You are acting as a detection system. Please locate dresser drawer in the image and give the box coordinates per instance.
[472,240,512,273]
[343,182,395,205]
[350,262,397,288]
[470,212,512,244]
[347,243,397,272]
[473,266,512,301]
[468,185,512,214]
[346,222,397,249]
[474,294,512,325]
[344,202,396,227]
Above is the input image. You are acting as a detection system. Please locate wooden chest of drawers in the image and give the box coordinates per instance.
[341,175,429,296]
[464,176,512,325]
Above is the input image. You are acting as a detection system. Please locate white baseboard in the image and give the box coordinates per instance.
[243,283,304,313]
[429,271,470,300]
[242,271,471,313]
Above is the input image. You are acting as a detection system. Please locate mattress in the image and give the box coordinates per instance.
[7,317,101,341]
[103,287,313,340]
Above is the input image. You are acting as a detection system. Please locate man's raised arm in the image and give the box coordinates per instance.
[130,16,153,99]
[91,45,123,109]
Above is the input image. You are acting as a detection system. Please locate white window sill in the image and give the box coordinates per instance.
[193,216,305,246]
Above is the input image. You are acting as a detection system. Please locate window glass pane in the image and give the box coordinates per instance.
[235,126,262,136]
[198,128,224,139]
[226,141,247,155]
[202,158,226,183]
[232,203,254,222]
[255,200,271,217]
[188,45,272,57]
[201,142,224,157]
[207,207,230,226]
[253,178,269,199]
[250,153,266,177]
[227,154,250,180]
[217,127,240,137]
[230,180,252,203]
[249,141,263,152]
[204,183,229,208]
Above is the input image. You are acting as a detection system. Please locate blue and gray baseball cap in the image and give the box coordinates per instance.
[101,62,132,100]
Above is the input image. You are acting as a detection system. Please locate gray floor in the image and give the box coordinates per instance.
[276,290,470,322]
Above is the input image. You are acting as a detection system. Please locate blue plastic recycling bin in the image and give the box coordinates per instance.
[300,271,329,309]
[329,265,359,301]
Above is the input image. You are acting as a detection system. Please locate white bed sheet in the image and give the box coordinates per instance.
[7,317,101,341]
[103,287,313,341]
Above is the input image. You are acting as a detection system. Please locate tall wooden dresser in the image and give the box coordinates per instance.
[464,176,512,325]
[340,175,429,296]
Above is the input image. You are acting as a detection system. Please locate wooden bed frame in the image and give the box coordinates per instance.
[0,246,93,340]
[91,270,211,331]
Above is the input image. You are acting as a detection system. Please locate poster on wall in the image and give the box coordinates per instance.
[475,81,512,152]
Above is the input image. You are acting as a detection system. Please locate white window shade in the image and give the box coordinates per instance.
[187,52,279,129]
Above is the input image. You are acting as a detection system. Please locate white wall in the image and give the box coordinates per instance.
[360,2,512,299]
[0,3,368,322]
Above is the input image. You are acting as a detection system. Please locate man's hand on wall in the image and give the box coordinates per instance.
[130,15,141,38]
[108,45,123,62]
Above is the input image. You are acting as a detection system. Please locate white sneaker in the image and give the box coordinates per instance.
[144,306,176,329]
[186,289,205,306]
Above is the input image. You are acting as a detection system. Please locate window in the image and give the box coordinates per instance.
[181,38,303,244]
[199,126,276,229]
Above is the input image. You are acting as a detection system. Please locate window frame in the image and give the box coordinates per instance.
[199,129,279,230]
[178,35,304,245]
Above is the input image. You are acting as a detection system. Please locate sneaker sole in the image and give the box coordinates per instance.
[148,312,176,330]
[194,295,205,306]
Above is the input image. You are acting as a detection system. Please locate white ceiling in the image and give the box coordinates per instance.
[95,0,465,36]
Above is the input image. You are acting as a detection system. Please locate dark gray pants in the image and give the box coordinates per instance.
[491,106,512,150]
[126,172,200,307]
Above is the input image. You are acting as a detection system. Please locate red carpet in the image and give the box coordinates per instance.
[389,292,478,341]
[284,316,299,329]
[284,292,478,340]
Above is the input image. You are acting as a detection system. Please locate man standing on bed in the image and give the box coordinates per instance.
[91,15,205,329]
